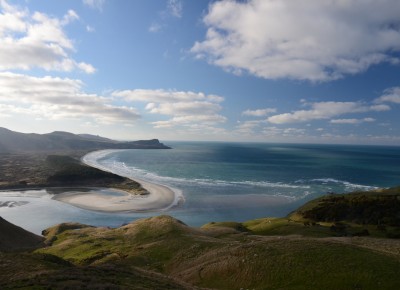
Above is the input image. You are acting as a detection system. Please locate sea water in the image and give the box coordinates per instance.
[1,142,399,234]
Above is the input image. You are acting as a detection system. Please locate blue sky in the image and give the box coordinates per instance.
[0,0,400,145]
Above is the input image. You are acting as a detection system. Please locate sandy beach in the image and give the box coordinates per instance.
[53,177,177,212]
[52,150,180,212]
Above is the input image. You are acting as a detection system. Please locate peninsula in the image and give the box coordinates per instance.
[0,127,170,194]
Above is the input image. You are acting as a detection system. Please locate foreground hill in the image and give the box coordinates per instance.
[1,188,400,289]
[0,127,170,153]
[0,217,44,251]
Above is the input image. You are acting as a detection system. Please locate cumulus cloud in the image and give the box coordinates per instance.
[113,89,226,129]
[0,1,95,73]
[330,118,375,124]
[375,87,400,104]
[242,108,276,117]
[0,72,139,123]
[192,0,400,81]
[369,104,391,111]
[268,102,385,124]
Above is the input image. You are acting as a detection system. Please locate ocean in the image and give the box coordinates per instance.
[1,142,400,234]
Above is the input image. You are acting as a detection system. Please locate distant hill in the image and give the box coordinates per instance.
[0,127,170,153]
[77,133,113,142]
[0,217,44,251]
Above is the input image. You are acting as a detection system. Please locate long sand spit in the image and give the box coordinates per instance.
[53,150,182,213]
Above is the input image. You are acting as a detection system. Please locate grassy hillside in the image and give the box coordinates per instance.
[33,215,400,290]
[204,187,400,239]
[0,251,190,289]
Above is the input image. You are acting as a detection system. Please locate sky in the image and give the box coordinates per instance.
[0,0,400,145]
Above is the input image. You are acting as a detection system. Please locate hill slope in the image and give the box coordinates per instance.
[204,187,400,239]
[35,215,400,290]
[0,217,44,251]
[0,127,170,153]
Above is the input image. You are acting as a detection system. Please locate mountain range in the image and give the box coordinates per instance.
[0,127,170,153]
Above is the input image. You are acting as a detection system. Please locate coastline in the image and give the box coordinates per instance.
[0,149,181,213]
[52,150,181,213]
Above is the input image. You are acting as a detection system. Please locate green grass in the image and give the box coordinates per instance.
[33,215,400,290]
[189,240,400,290]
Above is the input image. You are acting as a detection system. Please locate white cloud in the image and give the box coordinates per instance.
[330,118,375,124]
[0,72,140,124]
[152,115,226,129]
[268,102,365,124]
[62,10,79,25]
[113,89,226,129]
[114,89,224,103]
[235,120,263,134]
[146,101,221,116]
[375,87,400,104]
[242,108,276,117]
[192,0,400,81]
[0,1,95,73]
[167,0,183,18]
[262,126,305,138]
[268,101,384,124]
[0,2,26,35]
[83,0,105,11]
[76,62,96,74]
[369,104,391,111]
